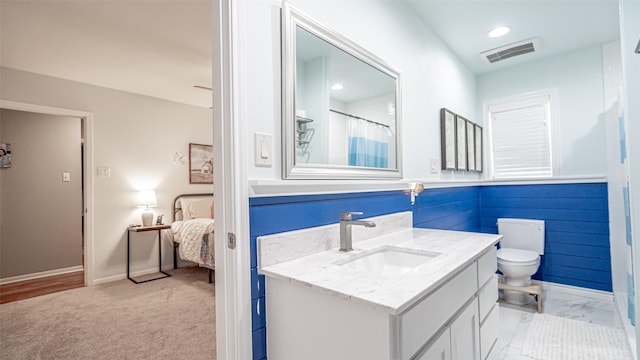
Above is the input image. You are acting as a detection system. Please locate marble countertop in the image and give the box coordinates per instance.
[259,228,501,315]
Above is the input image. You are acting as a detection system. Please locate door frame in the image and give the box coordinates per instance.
[0,99,94,286]
[212,0,253,358]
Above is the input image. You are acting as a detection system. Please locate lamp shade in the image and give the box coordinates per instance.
[137,189,157,208]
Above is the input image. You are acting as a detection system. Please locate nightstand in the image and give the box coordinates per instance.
[127,224,172,284]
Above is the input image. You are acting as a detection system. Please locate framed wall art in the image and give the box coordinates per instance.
[474,125,483,172]
[466,120,476,171]
[456,115,467,171]
[189,143,213,184]
[440,108,456,170]
[0,143,12,168]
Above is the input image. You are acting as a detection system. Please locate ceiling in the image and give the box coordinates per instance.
[405,0,621,74]
[0,0,213,108]
[0,1,621,108]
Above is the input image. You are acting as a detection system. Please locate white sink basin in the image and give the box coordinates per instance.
[337,246,441,276]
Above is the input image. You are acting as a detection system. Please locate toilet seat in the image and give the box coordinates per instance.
[497,248,539,266]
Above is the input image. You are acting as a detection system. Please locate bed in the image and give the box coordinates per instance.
[171,193,215,283]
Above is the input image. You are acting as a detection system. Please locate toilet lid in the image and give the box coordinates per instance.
[497,248,539,263]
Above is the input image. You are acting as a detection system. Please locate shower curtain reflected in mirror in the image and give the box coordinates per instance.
[348,119,390,168]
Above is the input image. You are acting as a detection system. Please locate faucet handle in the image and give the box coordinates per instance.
[340,211,363,220]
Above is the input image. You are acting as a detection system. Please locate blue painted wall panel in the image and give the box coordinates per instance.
[481,196,607,210]
[413,187,480,232]
[545,231,610,247]
[250,237,258,269]
[252,327,267,360]
[479,182,611,292]
[251,268,265,299]
[480,183,608,199]
[251,296,266,330]
[481,208,608,223]
[249,190,411,237]
[248,182,612,359]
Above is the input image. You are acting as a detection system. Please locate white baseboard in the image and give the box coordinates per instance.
[92,269,162,285]
[92,264,193,285]
[533,280,614,302]
[0,265,84,285]
[92,274,126,285]
[613,291,638,360]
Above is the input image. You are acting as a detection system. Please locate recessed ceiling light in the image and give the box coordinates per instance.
[488,26,511,38]
[331,83,344,90]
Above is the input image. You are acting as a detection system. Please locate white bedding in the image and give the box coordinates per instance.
[171,218,215,267]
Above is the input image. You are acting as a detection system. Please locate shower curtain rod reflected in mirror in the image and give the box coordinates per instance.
[329,109,390,128]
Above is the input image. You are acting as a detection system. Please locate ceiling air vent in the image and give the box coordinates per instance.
[481,38,540,64]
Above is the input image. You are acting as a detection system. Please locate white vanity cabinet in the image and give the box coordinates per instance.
[451,298,480,360]
[417,247,497,360]
[477,248,499,360]
[264,246,499,360]
[416,328,451,360]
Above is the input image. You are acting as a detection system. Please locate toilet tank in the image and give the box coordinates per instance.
[497,218,545,254]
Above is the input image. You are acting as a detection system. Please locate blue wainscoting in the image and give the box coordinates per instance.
[247,182,611,359]
[479,183,612,291]
[412,186,480,231]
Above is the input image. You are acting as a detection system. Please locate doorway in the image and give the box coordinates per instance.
[0,100,94,290]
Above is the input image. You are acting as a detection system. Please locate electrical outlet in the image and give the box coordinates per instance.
[430,159,439,174]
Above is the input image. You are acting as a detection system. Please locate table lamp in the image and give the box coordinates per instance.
[137,189,157,226]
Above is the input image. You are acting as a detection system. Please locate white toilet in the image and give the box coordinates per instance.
[497,218,545,305]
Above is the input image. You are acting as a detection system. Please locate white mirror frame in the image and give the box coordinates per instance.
[281,3,403,180]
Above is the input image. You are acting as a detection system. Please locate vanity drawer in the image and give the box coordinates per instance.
[399,263,477,360]
[478,275,498,322]
[480,303,499,360]
[477,247,497,288]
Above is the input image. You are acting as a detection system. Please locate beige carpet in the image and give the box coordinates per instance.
[0,267,215,360]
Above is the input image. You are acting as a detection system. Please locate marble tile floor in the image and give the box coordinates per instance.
[497,288,633,359]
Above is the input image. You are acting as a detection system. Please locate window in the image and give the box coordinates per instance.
[486,91,554,179]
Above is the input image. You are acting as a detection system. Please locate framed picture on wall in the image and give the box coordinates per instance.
[189,143,213,184]
[456,115,468,171]
[474,125,483,172]
[466,121,476,171]
[0,143,12,168]
[440,108,456,170]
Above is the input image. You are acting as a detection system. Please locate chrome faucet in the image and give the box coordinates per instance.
[339,212,376,252]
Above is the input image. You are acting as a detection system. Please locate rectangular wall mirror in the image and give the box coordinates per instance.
[282,3,402,179]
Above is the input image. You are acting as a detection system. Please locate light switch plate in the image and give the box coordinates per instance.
[62,172,71,182]
[98,167,111,178]
[255,133,272,167]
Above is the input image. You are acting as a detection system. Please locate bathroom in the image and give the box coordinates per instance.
[209,0,639,359]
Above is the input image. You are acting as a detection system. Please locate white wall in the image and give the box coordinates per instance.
[242,0,478,182]
[619,1,640,354]
[603,40,627,305]
[477,46,607,177]
[0,67,212,284]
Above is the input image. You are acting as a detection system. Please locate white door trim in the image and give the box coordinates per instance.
[212,1,252,359]
[0,99,95,286]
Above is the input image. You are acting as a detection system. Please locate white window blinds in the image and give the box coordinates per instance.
[488,93,553,179]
